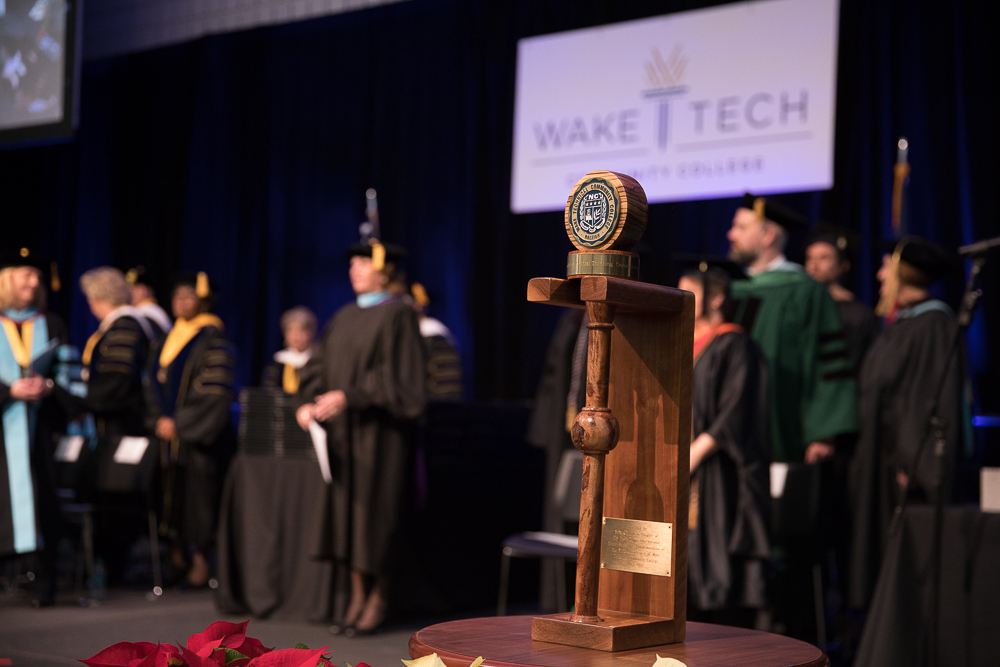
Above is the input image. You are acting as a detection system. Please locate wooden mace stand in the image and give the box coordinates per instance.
[526,275,693,651]
[408,170,827,664]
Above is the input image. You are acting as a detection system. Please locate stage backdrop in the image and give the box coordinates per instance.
[1,0,997,440]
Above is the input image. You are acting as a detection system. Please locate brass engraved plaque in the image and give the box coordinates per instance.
[566,252,639,279]
[600,517,673,577]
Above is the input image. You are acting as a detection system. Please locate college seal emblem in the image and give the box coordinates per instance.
[569,178,620,248]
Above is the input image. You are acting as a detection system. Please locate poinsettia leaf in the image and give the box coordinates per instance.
[223,648,250,664]
[294,644,309,650]
[180,644,227,667]
[196,638,227,658]
[81,641,159,667]
[246,647,327,667]
[234,636,272,659]
[187,620,252,653]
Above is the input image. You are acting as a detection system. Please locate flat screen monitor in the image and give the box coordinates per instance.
[1,0,80,147]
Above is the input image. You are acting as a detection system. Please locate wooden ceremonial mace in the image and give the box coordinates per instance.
[529,170,692,652]
[569,299,617,622]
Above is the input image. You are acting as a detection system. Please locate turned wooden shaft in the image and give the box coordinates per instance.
[574,452,606,621]
[586,303,615,409]
[570,301,619,622]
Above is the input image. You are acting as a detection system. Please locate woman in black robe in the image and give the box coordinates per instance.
[298,242,426,636]
[0,250,67,605]
[145,273,236,588]
[679,260,770,628]
[260,306,317,393]
[848,237,967,610]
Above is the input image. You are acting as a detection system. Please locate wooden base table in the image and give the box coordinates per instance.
[409,616,827,667]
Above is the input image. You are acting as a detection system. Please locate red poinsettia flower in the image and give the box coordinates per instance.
[80,641,180,667]
[246,647,332,667]
[178,645,231,667]
[186,620,271,663]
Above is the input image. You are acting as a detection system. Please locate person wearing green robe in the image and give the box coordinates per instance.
[728,194,858,464]
[727,194,859,644]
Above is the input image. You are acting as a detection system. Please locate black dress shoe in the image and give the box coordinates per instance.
[328,622,348,635]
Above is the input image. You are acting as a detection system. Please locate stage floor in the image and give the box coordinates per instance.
[0,588,417,666]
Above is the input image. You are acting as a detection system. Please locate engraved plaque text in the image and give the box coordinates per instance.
[600,517,673,577]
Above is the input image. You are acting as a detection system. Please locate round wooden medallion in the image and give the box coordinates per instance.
[564,170,648,252]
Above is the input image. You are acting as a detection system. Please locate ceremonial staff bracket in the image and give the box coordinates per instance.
[526,171,694,652]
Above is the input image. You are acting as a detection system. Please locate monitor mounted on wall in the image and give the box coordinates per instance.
[1,0,81,148]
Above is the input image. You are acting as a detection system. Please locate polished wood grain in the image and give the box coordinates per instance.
[599,295,694,629]
[526,277,583,309]
[568,302,619,622]
[526,272,695,651]
[410,616,829,667]
[532,611,677,652]
[527,277,688,314]
[580,277,687,313]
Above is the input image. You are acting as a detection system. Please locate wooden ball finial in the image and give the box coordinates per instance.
[564,170,648,252]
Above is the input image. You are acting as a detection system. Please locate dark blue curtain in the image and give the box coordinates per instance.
[2,0,997,418]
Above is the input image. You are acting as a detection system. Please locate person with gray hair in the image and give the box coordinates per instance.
[70,266,152,438]
[49,266,154,587]
[261,306,318,394]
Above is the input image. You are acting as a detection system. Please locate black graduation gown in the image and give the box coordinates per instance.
[260,361,284,390]
[146,326,236,551]
[422,334,463,401]
[836,300,879,376]
[260,356,315,394]
[302,299,426,576]
[77,315,150,439]
[848,302,966,609]
[0,313,67,558]
[688,330,771,612]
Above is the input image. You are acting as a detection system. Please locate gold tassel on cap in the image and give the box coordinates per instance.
[875,242,905,317]
[371,242,386,272]
[753,197,766,221]
[196,271,210,298]
[411,282,430,307]
[125,265,144,284]
[50,261,61,292]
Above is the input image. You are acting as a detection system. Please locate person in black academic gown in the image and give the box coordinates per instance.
[407,282,463,401]
[848,237,967,610]
[297,241,426,637]
[678,258,770,628]
[0,249,67,606]
[805,226,878,631]
[75,267,152,440]
[145,272,236,588]
[126,266,173,342]
[805,225,879,375]
[67,267,155,583]
[261,306,317,393]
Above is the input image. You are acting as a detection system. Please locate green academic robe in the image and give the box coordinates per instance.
[731,264,858,463]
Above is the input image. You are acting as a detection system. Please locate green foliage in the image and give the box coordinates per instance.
[222,648,249,664]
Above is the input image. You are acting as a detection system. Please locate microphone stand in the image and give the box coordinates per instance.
[888,253,985,667]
